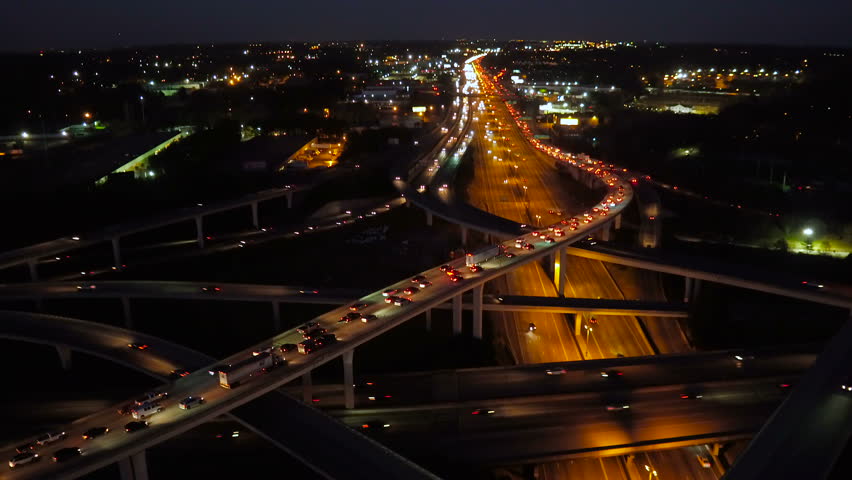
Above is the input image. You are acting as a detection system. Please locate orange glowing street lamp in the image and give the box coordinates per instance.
[83,112,92,119]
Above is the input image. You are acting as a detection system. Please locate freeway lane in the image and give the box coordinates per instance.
[337,380,787,466]
[469,65,653,362]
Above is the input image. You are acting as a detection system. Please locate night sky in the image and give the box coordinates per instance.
[2,0,850,51]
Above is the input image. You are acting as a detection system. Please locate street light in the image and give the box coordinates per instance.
[644,465,658,479]
[803,227,814,251]
[584,325,593,357]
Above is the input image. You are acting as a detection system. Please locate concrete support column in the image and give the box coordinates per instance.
[600,222,611,242]
[122,450,149,480]
[56,345,72,370]
[452,294,463,335]
[111,237,122,270]
[271,302,281,331]
[425,309,432,331]
[614,213,622,230]
[286,191,294,209]
[121,297,133,329]
[251,201,259,229]
[426,211,433,227]
[472,285,483,339]
[194,216,205,249]
[684,277,693,303]
[302,371,313,403]
[343,349,355,409]
[460,226,468,246]
[692,278,703,301]
[27,260,38,282]
[711,443,722,457]
[574,314,583,336]
[555,248,567,297]
[119,457,133,480]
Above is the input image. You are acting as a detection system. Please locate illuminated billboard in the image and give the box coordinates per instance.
[412,106,427,113]
[560,117,579,126]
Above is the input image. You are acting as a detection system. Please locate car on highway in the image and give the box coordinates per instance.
[9,451,39,468]
[696,455,712,468]
[403,287,419,295]
[296,322,320,335]
[358,421,391,431]
[35,432,67,446]
[134,390,168,405]
[179,396,205,409]
[531,231,540,237]
[439,265,452,273]
[469,265,483,273]
[546,368,568,375]
[522,243,535,250]
[302,328,327,340]
[605,404,630,411]
[411,275,427,283]
[680,393,704,400]
[600,370,623,378]
[418,280,433,288]
[208,364,229,376]
[394,297,412,306]
[842,376,852,392]
[277,343,297,353]
[52,447,81,463]
[349,303,369,312]
[127,343,149,350]
[339,312,361,323]
[449,275,463,283]
[168,369,191,380]
[201,286,221,293]
[82,427,109,440]
[470,408,495,415]
[384,295,399,304]
[117,402,136,415]
[15,443,35,454]
[76,284,96,292]
[360,314,377,323]
[124,421,148,433]
[544,236,555,244]
[382,288,400,297]
[132,402,164,420]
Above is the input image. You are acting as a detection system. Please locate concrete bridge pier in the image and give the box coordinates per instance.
[119,450,149,480]
[56,345,72,370]
[460,226,468,246]
[27,260,38,282]
[614,213,622,230]
[112,237,122,270]
[251,201,260,229]
[472,285,483,339]
[574,313,583,336]
[426,211,433,227]
[271,301,281,331]
[286,190,294,209]
[684,277,693,303]
[121,297,133,329]
[195,216,205,249]
[452,294,463,335]
[343,349,355,409]
[424,309,432,331]
[302,371,313,403]
[553,248,568,297]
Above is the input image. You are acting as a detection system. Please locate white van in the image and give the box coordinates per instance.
[132,402,164,420]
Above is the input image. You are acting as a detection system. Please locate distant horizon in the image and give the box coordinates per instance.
[2,38,851,55]
[2,0,850,53]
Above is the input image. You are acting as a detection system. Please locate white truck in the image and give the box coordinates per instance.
[465,245,502,267]
[218,351,284,389]
[131,402,164,420]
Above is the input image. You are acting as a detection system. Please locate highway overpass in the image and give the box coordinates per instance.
[0,123,634,479]
[0,310,439,480]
